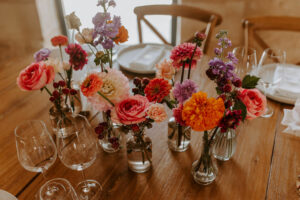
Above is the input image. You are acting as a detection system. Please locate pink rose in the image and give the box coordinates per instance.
[112,95,150,125]
[147,103,167,122]
[17,62,55,91]
[238,88,266,120]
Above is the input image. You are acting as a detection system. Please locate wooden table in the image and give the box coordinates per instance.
[1,54,299,200]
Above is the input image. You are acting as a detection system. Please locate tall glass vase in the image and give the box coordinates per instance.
[191,131,218,185]
[126,129,152,173]
[49,106,73,139]
[98,112,122,153]
[212,128,236,161]
[168,117,191,152]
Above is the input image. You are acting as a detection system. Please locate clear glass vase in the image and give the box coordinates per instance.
[126,130,152,173]
[212,128,236,161]
[168,117,191,152]
[49,106,73,138]
[191,131,218,185]
[98,112,122,153]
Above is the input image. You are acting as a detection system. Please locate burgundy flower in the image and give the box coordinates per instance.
[65,44,88,71]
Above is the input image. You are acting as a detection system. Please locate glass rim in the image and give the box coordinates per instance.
[233,46,256,56]
[262,48,286,57]
[14,119,47,139]
[39,178,76,199]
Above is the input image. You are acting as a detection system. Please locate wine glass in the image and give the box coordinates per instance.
[257,48,286,118]
[56,114,101,200]
[15,120,57,175]
[232,47,257,77]
[39,178,78,200]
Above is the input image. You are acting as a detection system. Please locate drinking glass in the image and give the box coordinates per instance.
[56,114,101,200]
[39,178,78,200]
[15,120,57,175]
[257,48,286,118]
[232,47,257,77]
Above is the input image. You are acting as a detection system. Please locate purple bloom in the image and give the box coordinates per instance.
[34,48,51,62]
[97,0,108,6]
[214,48,222,55]
[173,79,198,104]
[101,38,114,49]
[108,0,116,7]
[93,15,121,38]
[226,52,238,64]
[92,12,110,28]
[218,38,232,48]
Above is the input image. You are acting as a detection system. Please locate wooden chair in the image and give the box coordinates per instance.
[243,16,300,51]
[134,4,222,54]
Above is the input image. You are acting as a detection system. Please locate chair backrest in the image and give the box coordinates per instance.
[243,16,300,50]
[134,4,222,54]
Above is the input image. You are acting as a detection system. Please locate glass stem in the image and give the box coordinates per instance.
[81,169,89,189]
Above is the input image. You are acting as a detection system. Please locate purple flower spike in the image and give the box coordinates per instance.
[226,52,238,64]
[101,38,114,49]
[214,48,222,56]
[108,0,116,7]
[173,79,198,104]
[34,48,51,62]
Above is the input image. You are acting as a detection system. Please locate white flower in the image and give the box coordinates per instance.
[75,28,94,44]
[65,12,81,30]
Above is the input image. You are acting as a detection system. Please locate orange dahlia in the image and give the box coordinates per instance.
[81,73,103,97]
[51,35,68,46]
[144,78,171,103]
[114,26,128,44]
[182,91,225,132]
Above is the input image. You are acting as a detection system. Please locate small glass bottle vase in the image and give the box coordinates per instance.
[212,128,236,161]
[191,131,218,185]
[126,130,152,173]
[168,117,191,152]
[98,112,122,153]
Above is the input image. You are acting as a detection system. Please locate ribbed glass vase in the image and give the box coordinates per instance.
[212,128,236,161]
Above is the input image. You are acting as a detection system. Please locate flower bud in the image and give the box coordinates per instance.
[53,82,59,88]
[58,80,66,87]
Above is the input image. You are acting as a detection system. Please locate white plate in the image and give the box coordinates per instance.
[0,190,17,200]
[116,43,173,74]
[256,64,300,105]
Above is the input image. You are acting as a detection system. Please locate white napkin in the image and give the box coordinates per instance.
[281,98,300,137]
[0,190,18,200]
[273,65,300,99]
[129,45,165,71]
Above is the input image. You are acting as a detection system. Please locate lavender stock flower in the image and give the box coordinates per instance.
[173,79,198,104]
[92,12,110,28]
[97,0,108,6]
[226,52,238,64]
[101,38,114,49]
[34,48,51,62]
[108,0,116,7]
[214,48,222,56]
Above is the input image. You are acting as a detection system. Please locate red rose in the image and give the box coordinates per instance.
[238,88,266,120]
[17,63,55,91]
[111,95,150,125]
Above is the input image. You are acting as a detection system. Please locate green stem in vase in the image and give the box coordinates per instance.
[187,44,198,79]
[180,61,185,83]
[177,124,182,148]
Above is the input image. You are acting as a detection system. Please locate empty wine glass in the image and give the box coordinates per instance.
[15,120,57,175]
[232,47,257,77]
[257,48,286,118]
[56,114,101,200]
[39,178,78,200]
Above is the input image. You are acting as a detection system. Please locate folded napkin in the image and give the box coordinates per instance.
[273,65,300,99]
[0,190,17,200]
[129,45,165,71]
[281,98,300,137]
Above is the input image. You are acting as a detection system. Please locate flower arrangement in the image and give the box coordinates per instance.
[64,0,129,151]
[17,34,88,131]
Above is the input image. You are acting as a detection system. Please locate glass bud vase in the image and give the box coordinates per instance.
[212,128,236,161]
[168,117,191,152]
[126,130,152,173]
[98,112,122,153]
[49,106,72,137]
[191,131,218,185]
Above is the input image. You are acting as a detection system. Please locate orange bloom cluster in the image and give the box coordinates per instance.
[114,26,128,44]
[182,91,225,132]
[51,35,68,46]
[81,73,103,97]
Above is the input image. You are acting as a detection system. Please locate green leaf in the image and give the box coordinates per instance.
[233,100,247,121]
[216,87,222,95]
[242,75,260,89]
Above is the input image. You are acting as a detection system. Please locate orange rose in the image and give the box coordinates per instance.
[51,35,68,46]
[114,26,128,44]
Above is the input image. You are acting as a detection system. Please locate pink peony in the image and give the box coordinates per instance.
[111,95,150,125]
[87,68,130,111]
[17,62,55,91]
[170,42,203,69]
[173,104,186,126]
[147,103,167,122]
[155,59,175,80]
[238,88,266,120]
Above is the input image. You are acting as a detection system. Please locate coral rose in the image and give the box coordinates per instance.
[17,63,55,91]
[147,103,167,122]
[51,35,68,46]
[112,95,150,125]
[155,59,175,80]
[238,88,266,120]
